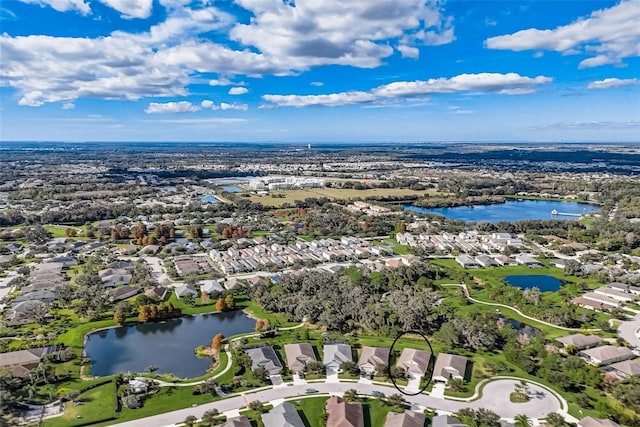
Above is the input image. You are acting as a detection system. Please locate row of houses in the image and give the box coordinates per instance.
[396,231,525,253]
[208,237,394,275]
[245,343,469,386]
[555,333,639,379]
[221,401,427,427]
[571,282,640,313]
[454,253,541,269]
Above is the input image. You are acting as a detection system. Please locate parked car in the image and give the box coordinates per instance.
[305,388,319,394]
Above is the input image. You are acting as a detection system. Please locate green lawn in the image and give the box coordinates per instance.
[44,381,116,427]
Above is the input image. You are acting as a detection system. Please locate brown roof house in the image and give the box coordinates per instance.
[384,410,426,427]
[326,396,364,427]
[358,346,390,377]
[432,353,469,384]
[0,346,60,378]
[396,348,431,379]
[284,343,317,373]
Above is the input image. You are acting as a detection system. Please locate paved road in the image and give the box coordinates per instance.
[618,312,640,348]
[110,378,561,427]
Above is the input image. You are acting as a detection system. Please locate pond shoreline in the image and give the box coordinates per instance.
[83,309,254,378]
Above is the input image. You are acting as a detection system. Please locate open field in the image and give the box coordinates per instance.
[246,187,439,207]
[44,381,116,427]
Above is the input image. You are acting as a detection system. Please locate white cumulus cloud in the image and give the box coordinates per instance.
[145,101,200,114]
[209,77,233,86]
[201,99,214,108]
[20,0,90,15]
[373,73,551,97]
[587,77,640,89]
[228,87,248,95]
[262,91,377,108]
[263,73,552,107]
[485,0,640,68]
[62,102,75,109]
[99,0,153,19]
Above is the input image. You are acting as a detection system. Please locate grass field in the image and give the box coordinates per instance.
[44,381,116,427]
[247,187,439,207]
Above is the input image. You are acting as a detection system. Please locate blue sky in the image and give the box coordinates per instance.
[1,0,639,142]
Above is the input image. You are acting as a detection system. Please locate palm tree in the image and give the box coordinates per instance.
[515,414,532,427]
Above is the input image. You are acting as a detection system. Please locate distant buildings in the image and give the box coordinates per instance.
[248,176,324,191]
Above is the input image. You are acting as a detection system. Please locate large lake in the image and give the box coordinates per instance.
[404,199,600,223]
[85,311,255,378]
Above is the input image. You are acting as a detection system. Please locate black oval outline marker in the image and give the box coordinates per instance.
[388,330,435,396]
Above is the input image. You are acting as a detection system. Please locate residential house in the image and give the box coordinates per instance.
[396,348,431,379]
[174,284,197,299]
[384,411,425,427]
[515,254,543,267]
[245,345,283,376]
[475,254,498,267]
[100,269,133,288]
[145,286,168,301]
[579,417,621,427]
[323,343,353,376]
[200,280,224,295]
[7,300,49,325]
[494,255,518,266]
[220,416,252,427]
[556,334,603,351]
[571,296,616,312]
[14,290,56,304]
[358,346,390,377]
[580,345,634,366]
[604,359,640,379]
[432,415,470,427]
[432,353,469,383]
[261,402,305,427]
[455,254,480,269]
[594,286,635,302]
[109,286,142,302]
[284,343,317,373]
[128,377,148,394]
[0,346,60,378]
[608,282,640,296]
[326,396,364,427]
[581,293,621,308]
[550,259,567,269]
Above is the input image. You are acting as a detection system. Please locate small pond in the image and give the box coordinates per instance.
[504,275,562,292]
[201,195,219,203]
[85,311,255,378]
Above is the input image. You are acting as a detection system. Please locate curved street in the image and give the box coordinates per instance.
[110,377,564,427]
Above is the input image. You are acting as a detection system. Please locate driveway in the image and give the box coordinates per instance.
[109,378,561,427]
[618,313,640,348]
[431,382,445,399]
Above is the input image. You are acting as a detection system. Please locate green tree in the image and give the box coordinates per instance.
[515,414,532,427]
[544,413,567,427]
[138,305,151,323]
[248,400,264,412]
[387,394,407,409]
[114,308,125,325]
[224,294,235,310]
[183,415,197,427]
